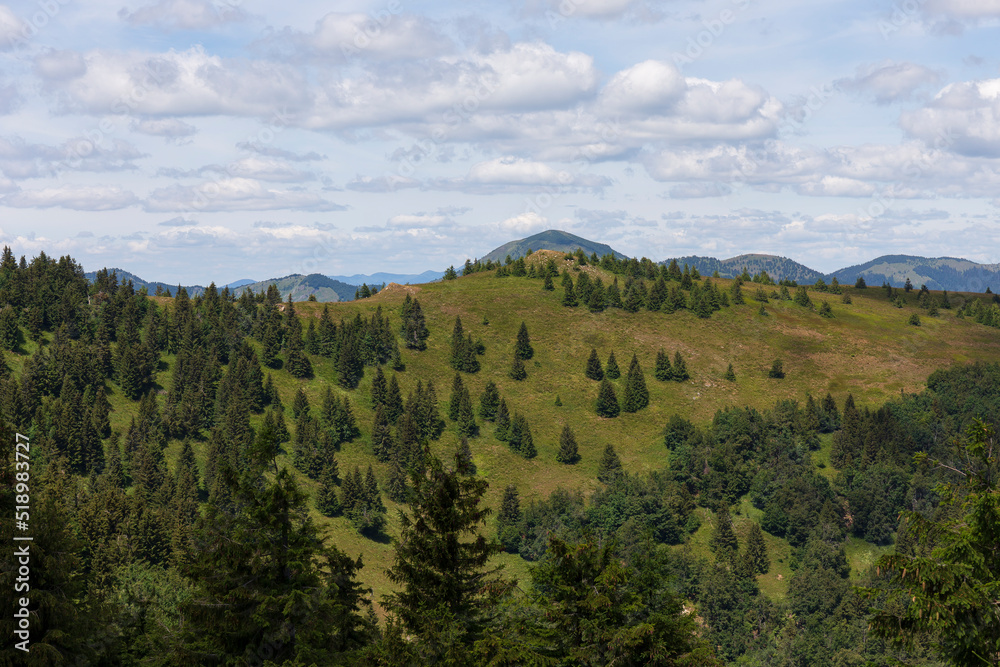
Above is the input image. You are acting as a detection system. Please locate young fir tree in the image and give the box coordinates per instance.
[742,521,769,575]
[496,485,522,554]
[597,443,623,483]
[768,359,785,379]
[315,456,342,517]
[382,448,512,662]
[371,366,387,409]
[478,381,500,421]
[605,351,621,379]
[585,348,604,381]
[507,413,536,459]
[292,386,310,419]
[672,351,690,381]
[514,321,533,360]
[385,455,410,503]
[709,503,739,561]
[724,363,737,382]
[449,373,465,421]
[562,278,578,307]
[494,398,511,441]
[818,300,834,318]
[386,373,404,424]
[621,354,649,413]
[401,295,430,350]
[595,379,620,418]
[556,424,580,464]
[654,348,673,381]
[509,354,527,381]
[456,387,478,437]
[455,437,476,475]
[371,404,394,462]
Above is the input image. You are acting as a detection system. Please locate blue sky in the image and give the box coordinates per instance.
[0,0,998,283]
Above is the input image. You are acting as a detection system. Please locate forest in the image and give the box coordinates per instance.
[1,247,999,666]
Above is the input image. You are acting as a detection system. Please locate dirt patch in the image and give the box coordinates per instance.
[378,282,420,295]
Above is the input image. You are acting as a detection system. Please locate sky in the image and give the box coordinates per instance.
[0,0,999,284]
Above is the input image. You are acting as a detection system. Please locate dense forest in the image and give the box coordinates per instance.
[1,248,998,666]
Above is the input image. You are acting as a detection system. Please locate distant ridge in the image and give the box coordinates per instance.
[481,229,629,263]
[84,268,208,297]
[667,254,825,283]
[827,255,1000,292]
[329,270,445,286]
[239,274,357,302]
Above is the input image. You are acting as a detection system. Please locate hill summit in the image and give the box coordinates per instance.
[481,229,629,263]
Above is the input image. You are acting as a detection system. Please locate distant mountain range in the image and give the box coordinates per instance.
[85,269,357,302]
[670,254,826,284]
[328,270,445,286]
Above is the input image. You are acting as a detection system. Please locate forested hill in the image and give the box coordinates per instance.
[668,253,826,284]
[481,229,628,263]
[827,254,1000,292]
[2,247,1000,664]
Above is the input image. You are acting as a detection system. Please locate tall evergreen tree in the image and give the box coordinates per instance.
[509,354,527,381]
[448,373,465,421]
[556,424,580,464]
[494,398,511,441]
[621,353,649,413]
[585,348,604,381]
[478,380,500,421]
[508,413,536,459]
[595,379,620,418]
[371,404,394,462]
[562,278,578,307]
[316,456,342,517]
[386,373,404,424]
[514,321,533,360]
[597,443,623,482]
[672,351,690,381]
[654,348,673,381]
[605,351,620,379]
[400,295,430,350]
[496,485,522,553]
[742,521,769,575]
[709,503,739,560]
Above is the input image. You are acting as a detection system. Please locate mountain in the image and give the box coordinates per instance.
[827,255,1000,292]
[667,254,826,283]
[239,273,357,302]
[481,229,629,263]
[85,268,208,297]
[328,270,445,286]
[224,278,256,289]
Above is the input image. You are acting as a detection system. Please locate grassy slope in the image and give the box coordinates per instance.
[107,251,1000,607]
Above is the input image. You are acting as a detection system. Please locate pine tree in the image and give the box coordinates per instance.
[292,386,310,419]
[654,348,673,381]
[401,295,430,350]
[742,521,769,575]
[316,457,342,517]
[818,300,834,318]
[478,381,500,421]
[449,373,465,421]
[508,413,536,459]
[371,365,387,409]
[768,359,785,379]
[585,348,604,381]
[621,353,649,413]
[496,485,522,553]
[494,398,511,441]
[605,351,620,379]
[562,278,578,307]
[556,424,580,464]
[672,351,690,381]
[456,387,478,437]
[514,321,533,359]
[709,503,739,560]
[372,404,394,462]
[386,373,404,424]
[595,379,620,418]
[509,354,527,381]
[724,363,736,382]
[385,455,410,503]
[382,449,511,661]
[542,273,554,291]
[455,437,476,475]
[597,443,623,483]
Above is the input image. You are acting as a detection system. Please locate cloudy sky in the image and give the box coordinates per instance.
[0,0,998,283]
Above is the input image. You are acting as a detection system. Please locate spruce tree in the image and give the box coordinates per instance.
[478,381,500,421]
[316,457,342,517]
[595,379,620,418]
[385,455,410,503]
[709,503,739,560]
[401,295,430,350]
[768,359,785,379]
[509,354,527,381]
[585,348,604,380]
[724,363,736,382]
[556,424,580,464]
[371,366,387,409]
[508,413,536,459]
[605,351,620,379]
[383,449,511,661]
[514,321,533,359]
[621,354,649,413]
[292,386,310,419]
[597,443,623,483]
[742,522,769,575]
[654,348,673,381]
[672,351,690,381]
[496,485,522,553]
[449,373,465,421]
[455,437,476,475]
[456,387,478,437]
[371,404,394,462]
[494,398,511,441]
[386,374,404,423]
[562,278,578,307]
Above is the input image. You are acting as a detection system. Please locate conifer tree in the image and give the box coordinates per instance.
[371,404,394,462]
[509,354,527,381]
[621,354,649,413]
[385,455,410,503]
[292,386,310,419]
[383,449,511,662]
[654,348,673,381]
[597,443,623,483]
[709,503,739,560]
[768,359,785,379]
[595,379,620,418]
[585,348,604,381]
[818,300,834,318]
[556,424,580,464]
[496,485,522,553]
[508,413,536,459]
[724,363,736,382]
[478,380,500,421]
[455,437,477,475]
[562,278,578,307]
[316,457,342,517]
[742,522,769,575]
[449,373,465,421]
[401,295,430,350]
[672,351,690,381]
[494,398,511,441]
[371,365,387,409]
[542,273,554,291]
[605,351,620,379]
[514,321,533,360]
[456,387,478,437]
[386,373,404,424]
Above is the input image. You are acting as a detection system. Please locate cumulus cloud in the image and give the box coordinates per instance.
[33,49,87,81]
[308,12,452,61]
[428,156,612,193]
[198,157,316,183]
[2,185,139,210]
[837,61,941,104]
[119,0,247,31]
[144,177,346,212]
[346,174,421,193]
[157,216,196,226]
[901,78,1000,157]
[497,211,548,235]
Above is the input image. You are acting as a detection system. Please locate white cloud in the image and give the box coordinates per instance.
[598,60,685,114]
[119,0,246,31]
[0,5,25,50]
[202,157,316,183]
[310,12,452,61]
[33,49,87,81]
[901,78,1000,157]
[346,174,420,192]
[497,210,548,235]
[837,61,941,104]
[2,185,139,210]
[132,118,198,139]
[144,177,346,212]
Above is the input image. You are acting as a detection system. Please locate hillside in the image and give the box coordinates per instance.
[329,270,445,286]
[84,268,209,296]
[239,273,357,302]
[828,254,1000,292]
[481,229,628,263]
[669,254,826,283]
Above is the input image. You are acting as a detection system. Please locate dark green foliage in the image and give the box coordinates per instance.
[605,351,620,379]
[621,353,649,413]
[542,273,554,290]
[597,444,623,483]
[456,386,478,437]
[904,277,913,292]
[509,354,527,380]
[672,351,690,381]
[557,424,580,464]
[444,265,458,280]
[382,449,511,663]
[455,437,476,475]
[909,313,921,326]
[742,522,769,575]
[494,398,511,441]
[508,412,536,459]
[386,373,404,423]
[818,300,834,318]
[371,365,387,409]
[768,359,785,379]
[793,286,812,308]
[595,379,620,418]
[316,457,342,517]
[855,275,867,288]
[448,372,465,421]
[341,465,387,537]
[709,503,738,560]
[585,347,604,380]
[562,277,578,307]
[450,316,480,373]
[654,348,673,381]
[724,363,736,381]
[514,321,533,359]
[371,404,394,462]
[401,295,430,350]
[478,380,500,421]
[497,485,522,553]
[385,456,410,503]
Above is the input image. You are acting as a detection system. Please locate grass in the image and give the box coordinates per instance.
[89,252,1000,606]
